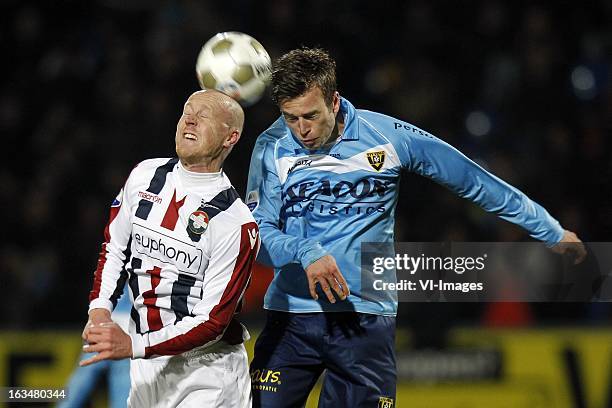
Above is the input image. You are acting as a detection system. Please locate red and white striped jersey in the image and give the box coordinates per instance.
[89,158,259,359]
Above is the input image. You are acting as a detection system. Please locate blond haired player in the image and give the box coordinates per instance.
[83,90,258,407]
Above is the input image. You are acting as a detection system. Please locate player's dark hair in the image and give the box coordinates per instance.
[271,47,337,107]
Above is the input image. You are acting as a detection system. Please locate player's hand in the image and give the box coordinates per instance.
[305,255,350,303]
[551,230,587,264]
[82,308,112,340]
[80,322,132,366]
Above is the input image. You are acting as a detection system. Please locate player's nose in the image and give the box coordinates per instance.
[298,119,310,136]
[185,114,197,126]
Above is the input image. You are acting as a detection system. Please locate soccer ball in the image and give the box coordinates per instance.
[195,32,272,107]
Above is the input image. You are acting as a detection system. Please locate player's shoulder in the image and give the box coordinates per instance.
[256,117,287,141]
[209,198,257,244]
[341,96,394,125]
[356,109,405,133]
[254,117,290,151]
[131,157,178,175]
[123,158,178,191]
[355,109,435,145]
[206,184,256,230]
[227,199,257,227]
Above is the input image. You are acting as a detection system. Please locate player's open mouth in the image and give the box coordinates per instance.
[184,133,197,140]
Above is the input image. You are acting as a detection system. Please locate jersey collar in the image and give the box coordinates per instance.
[338,97,358,141]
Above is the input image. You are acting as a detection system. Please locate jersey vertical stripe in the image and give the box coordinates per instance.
[143,266,163,331]
[171,274,197,322]
[203,187,241,219]
[108,236,132,309]
[110,263,129,309]
[135,158,178,220]
[128,257,142,333]
[160,190,185,231]
[90,200,124,303]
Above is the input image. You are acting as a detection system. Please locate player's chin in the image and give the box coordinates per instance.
[176,144,199,160]
[301,138,319,149]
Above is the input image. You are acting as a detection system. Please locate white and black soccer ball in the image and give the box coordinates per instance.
[196,32,272,107]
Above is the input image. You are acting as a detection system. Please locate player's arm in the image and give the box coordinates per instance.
[391,122,585,258]
[83,172,135,340]
[129,222,258,359]
[246,136,349,301]
[246,136,327,269]
[82,221,259,365]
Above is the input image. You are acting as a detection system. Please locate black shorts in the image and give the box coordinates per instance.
[250,311,396,407]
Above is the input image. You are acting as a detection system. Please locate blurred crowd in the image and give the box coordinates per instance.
[1,1,610,330]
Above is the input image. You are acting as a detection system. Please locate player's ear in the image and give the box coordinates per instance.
[332,91,340,114]
[224,129,240,148]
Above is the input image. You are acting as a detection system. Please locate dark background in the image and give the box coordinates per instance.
[1,0,610,333]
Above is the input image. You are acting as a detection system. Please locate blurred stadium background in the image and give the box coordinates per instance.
[1,1,611,406]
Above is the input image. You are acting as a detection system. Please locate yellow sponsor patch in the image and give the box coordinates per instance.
[251,368,281,393]
[378,396,394,408]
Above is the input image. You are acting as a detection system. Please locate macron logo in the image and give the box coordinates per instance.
[248,229,258,249]
[138,191,163,204]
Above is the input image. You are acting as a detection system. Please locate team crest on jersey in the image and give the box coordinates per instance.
[366,151,385,171]
[188,211,209,235]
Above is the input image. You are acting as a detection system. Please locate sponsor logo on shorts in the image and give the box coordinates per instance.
[251,369,281,392]
[378,396,394,408]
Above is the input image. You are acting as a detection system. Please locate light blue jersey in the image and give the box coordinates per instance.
[246,97,564,316]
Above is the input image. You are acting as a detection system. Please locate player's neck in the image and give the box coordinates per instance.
[322,113,345,147]
[336,113,345,138]
[179,157,223,174]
